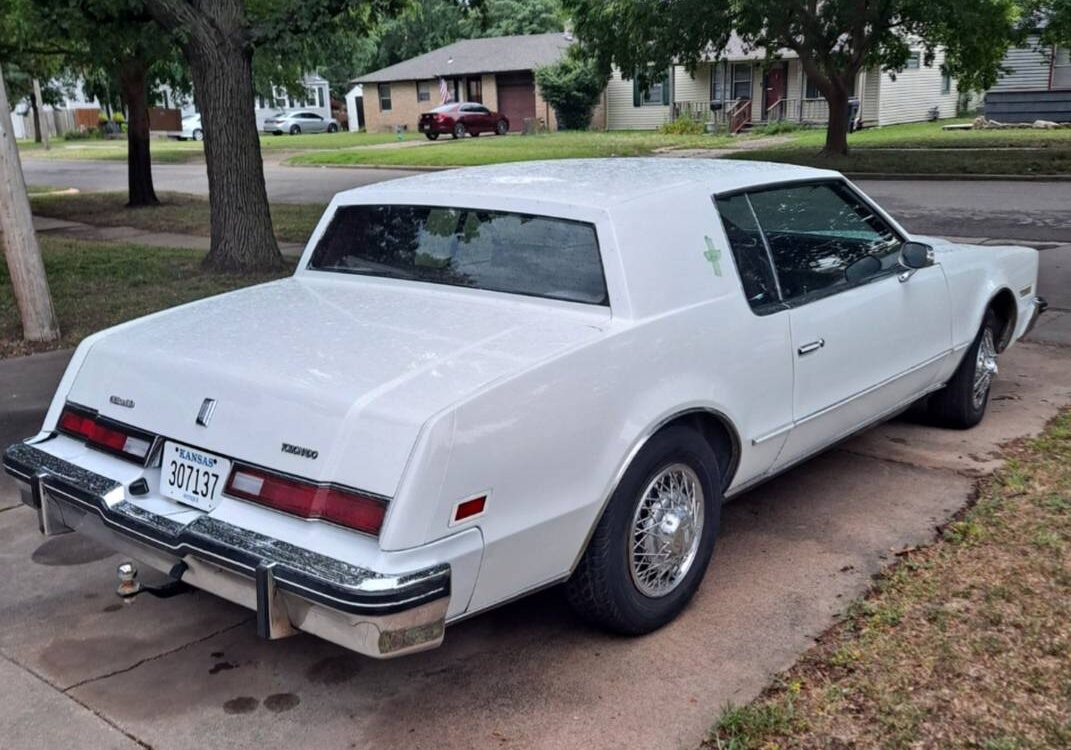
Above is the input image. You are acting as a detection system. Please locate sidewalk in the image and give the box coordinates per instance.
[33,216,306,257]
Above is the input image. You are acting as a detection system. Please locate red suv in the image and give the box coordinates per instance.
[419,102,510,140]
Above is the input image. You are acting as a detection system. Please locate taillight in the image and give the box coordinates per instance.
[57,405,153,462]
[224,465,387,536]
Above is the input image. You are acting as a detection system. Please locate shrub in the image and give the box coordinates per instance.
[111,112,126,124]
[535,53,608,131]
[659,111,706,135]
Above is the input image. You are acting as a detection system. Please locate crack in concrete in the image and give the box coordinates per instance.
[835,446,981,478]
[0,504,22,514]
[0,649,154,750]
[61,617,253,694]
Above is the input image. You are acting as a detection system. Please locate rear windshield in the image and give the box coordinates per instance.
[307,204,608,305]
[429,104,455,113]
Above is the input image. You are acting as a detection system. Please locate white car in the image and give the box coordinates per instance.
[3,160,1045,659]
[175,114,203,141]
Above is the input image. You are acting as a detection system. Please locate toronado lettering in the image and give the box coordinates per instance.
[281,443,319,460]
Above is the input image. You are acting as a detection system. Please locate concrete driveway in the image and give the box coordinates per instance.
[2,242,1070,750]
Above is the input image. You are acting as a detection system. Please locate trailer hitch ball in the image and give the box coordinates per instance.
[116,561,141,598]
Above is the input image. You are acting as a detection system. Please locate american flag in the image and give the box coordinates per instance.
[438,77,452,104]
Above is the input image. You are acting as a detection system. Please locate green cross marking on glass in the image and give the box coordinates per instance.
[703,236,722,276]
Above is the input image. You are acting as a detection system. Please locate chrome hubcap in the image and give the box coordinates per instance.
[973,328,998,409]
[629,463,704,598]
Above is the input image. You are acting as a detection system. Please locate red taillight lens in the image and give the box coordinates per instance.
[57,405,153,462]
[225,466,387,536]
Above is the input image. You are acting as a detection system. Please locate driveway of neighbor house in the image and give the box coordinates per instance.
[2,235,1070,748]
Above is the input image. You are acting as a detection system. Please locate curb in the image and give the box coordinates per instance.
[285,161,1071,181]
[841,172,1071,182]
[285,161,448,172]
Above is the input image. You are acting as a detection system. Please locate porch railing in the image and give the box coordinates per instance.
[800,98,830,123]
[670,99,750,131]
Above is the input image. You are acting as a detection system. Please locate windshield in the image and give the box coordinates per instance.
[308,204,608,305]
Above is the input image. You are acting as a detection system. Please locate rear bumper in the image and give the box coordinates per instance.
[3,441,451,658]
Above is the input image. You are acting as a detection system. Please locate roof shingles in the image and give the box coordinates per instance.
[354,32,573,84]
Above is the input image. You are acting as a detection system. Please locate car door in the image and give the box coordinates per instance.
[474,105,494,132]
[733,180,953,471]
[305,113,326,132]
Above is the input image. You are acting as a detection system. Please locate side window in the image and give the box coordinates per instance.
[716,194,781,312]
[746,181,903,304]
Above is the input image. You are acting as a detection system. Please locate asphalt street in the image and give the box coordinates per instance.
[19,157,1071,243]
[2,158,1070,748]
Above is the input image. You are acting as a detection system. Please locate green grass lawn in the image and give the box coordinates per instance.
[30,191,326,244]
[706,410,1071,750]
[0,237,293,359]
[735,119,1071,175]
[17,130,421,163]
[288,130,737,168]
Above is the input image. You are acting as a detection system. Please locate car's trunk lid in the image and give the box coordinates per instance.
[67,276,607,496]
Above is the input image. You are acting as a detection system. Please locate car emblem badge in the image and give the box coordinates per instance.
[109,395,135,409]
[196,398,216,427]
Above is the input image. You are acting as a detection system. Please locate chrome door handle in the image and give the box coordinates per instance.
[798,339,825,356]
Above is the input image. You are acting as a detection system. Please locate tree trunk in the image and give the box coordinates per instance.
[119,57,159,207]
[0,63,60,342]
[29,97,41,144]
[148,0,283,272]
[822,89,850,156]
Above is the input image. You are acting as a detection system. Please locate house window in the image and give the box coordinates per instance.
[1055,46,1071,89]
[317,87,325,108]
[632,69,670,107]
[711,64,723,102]
[417,81,431,102]
[731,64,753,100]
[905,52,921,70]
[466,77,482,103]
[378,83,392,112]
[941,72,952,95]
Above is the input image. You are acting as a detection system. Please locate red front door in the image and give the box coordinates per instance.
[763,66,787,119]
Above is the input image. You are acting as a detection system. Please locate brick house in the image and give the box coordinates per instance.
[354,32,603,133]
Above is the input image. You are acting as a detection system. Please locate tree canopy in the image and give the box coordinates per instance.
[563,0,1023,154]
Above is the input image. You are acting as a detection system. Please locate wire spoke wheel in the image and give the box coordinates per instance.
[972,328,998,409]
[629,463,704,598]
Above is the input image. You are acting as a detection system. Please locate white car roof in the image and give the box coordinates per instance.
[335,158,839,211]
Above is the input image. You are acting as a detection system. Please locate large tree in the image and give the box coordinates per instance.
[145,0,407,272]
[564,0,1022,155]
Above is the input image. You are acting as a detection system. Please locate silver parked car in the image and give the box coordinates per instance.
[262,110,339,135]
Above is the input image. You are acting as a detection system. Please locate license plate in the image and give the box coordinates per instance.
[160,442,231,512]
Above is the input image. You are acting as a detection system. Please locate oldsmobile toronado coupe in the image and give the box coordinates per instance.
[4,160,1045,658]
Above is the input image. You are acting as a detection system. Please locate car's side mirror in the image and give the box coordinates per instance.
[900,242,935,270]
[844,254,882,284]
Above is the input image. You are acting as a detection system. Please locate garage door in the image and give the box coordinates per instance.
[496,72,537,132]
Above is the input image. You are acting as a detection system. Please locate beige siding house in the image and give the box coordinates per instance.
[354,32,597,133]
[604,40,962,131]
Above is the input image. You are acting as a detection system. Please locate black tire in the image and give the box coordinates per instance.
[327,123,339,133]
[425,132,440,141]
[496,120,508,135]
[289,125,301,135]
[929,308,1000,429]
[565,424,722,635]
[192,129,203,141]
[452,123,466,139]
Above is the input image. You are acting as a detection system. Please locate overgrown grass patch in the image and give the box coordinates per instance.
[0,237,292,359]
[288,130,736,167]
[30,191,325,244]
[705,409,1071,750]
[733,145,1071,175]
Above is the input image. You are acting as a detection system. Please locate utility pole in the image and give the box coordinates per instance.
[32,79,49,150]
[0,63,60,342]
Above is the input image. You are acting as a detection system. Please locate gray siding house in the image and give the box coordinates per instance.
[985,34,1071,123]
